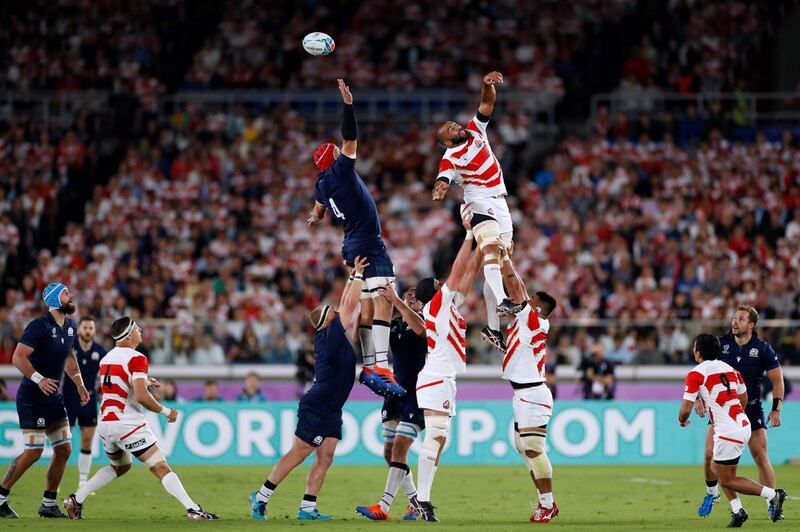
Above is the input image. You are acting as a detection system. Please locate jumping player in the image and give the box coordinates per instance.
[412,208,484,522]
[0,282,89,519]
[308,78,404,398]
[63,315,107,492]
[433,70,523,352]
[63,317,217,520]
[499,250,559,523]
[679,333,786,527]
[250,258,368,521]
[356,284,427,521]
[696,306,785,520]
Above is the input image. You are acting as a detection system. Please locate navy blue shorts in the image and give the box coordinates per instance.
[16,387,68,431]
[344,245,395,280]
[381,374,424,429]
[295,402,342,447]
[745,401,766,431]
[66,397,98,428]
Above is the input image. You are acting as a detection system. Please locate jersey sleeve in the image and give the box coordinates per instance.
[760,342,781,372]
[465,115,489,138]
[127,354,149,381]
[18,320,42,350]
[314,177,329,208]
[735,370,747,395]
[683,370,704,401]
[437,158,459,184]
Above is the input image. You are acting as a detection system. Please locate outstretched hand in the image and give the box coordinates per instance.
[483,71,504,86]
[460,204,473,230]
[432,180,449,201]
[352,256,369,276]
[337,79,353,104]
[376,281,400,305]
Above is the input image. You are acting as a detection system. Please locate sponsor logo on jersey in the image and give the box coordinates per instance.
[737,356,741,363]
[313,436,323,445]
[125,438,147,450]
[51,327,57,338]
[749,348,759,357]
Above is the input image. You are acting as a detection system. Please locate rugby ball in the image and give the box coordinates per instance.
[302,32,335,56]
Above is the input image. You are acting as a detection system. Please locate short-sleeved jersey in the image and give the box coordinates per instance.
[502,303,550,383]
[18,312,77,395]
[314,154,383,260]
[390,315,427,378]
[437,115,507,202]
[98,347,150,422]
[684,359,749,435]
[304,316,357,412]
[422,283,467,378]
[718,332,781,403]
[63,340,107,404]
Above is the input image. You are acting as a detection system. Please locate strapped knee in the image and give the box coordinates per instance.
[396,421,421,441]
[473,220,501,251]
[519,431,551,479]
[47,425,72,448]
[142,447,167,468]
[382,420,398,444]
[422,416,450,454]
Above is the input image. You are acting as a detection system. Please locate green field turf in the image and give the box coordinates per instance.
[1,464,797,530]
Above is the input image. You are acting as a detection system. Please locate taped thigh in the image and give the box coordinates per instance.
[383,420,398,444]
[141,446,167,468]
[47,424,72,447]
[395,421,421,441]
[473,219,501,250]
[423,415,450,452]
[23,430,46,450]
[108,449,132,467]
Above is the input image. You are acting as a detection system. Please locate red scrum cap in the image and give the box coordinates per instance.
[313,143,337,171]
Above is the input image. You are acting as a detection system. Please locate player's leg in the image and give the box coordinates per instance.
[41,419,72,517]
[416,409,448,522]
[748,428,779,518]
[251,436,316,520]
[298,437,337,520]
[372,290,393,368]
[65,443,132,519]
[359,297,375,367]
[698,423,722,516]
[515,384,557,523]
[391,427,421,516]
[0,430,46,518]
[78,423,96,489]
[356,415,398,520]
[139,444,217,519]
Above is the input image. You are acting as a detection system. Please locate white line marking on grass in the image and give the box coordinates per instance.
[629,477,673,485]
[788,496,800,501]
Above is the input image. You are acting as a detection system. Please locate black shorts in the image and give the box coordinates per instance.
[382,376,425,429]
[344,246,395,280]
[295,402,342,447]
[16,387,68,431]
[66,398,98,428]
[745,401,766,431]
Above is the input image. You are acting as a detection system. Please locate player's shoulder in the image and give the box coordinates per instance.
[94,341,108,355]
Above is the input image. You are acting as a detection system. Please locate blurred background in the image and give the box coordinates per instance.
[1,0,799,409]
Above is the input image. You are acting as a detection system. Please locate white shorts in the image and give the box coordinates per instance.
[98,418,158,456]
[713,426,751,463]
[361,276,395,300]
[416,371,456,416]
[466,196,513,237]
[512,384,553,428]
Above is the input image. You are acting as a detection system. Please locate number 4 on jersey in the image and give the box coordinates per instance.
[329,198,346,220]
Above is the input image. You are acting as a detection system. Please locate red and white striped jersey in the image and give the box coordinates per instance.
[437,116,507,202]
[502,304,550,383]
[98,347,149,423]
[422,283,467,377]
[684,360,749,435]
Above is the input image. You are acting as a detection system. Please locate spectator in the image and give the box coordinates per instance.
[579,343,616,400]
[192,333,226,365]
[295,348,315,398]
[237,371,266,402]
[0,378,11,401]
[156,378,183,403]
[0,337,15,365]
[197,380,224,402]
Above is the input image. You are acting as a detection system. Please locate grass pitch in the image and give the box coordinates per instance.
[2,464,797,530]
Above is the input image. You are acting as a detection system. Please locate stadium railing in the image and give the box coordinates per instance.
[2,319,797,381]
[0,90,112,126]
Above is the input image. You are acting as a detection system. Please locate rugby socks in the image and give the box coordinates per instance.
[484,280,500,331]
[256,479,276,504]
[706,480,719,497]
[380,462,408,512]
[161,471,200,511]
[402,469,418,502]
[484,263,506,303]
[78,448,92,485]
[300,494,317,512]
[42,490,57,507]
[760,486,776,501]
[730,497,743,513]
[0,485,9,505]
[540,491,554,509]
[417,450,437,502]
[372,320,391,368]
[359,325,375,368]
[76,466,117,504]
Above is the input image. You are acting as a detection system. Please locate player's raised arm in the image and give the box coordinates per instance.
[478,71,503,118]
[377,282,425,336]
[340,256,368,331]
[444,207,478,291]
[457,211,485,296]
[500,249,527,304]
[338,78,357,158]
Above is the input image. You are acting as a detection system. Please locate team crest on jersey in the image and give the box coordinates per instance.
[51,327,57,338]
[36,417,45,428]
[313,436,323,445]
[722,344,730,353]
[381,409,387,421]
[67,327,74,336]
[442,400,451,409]
[92,351,100,360]
[487,208,495,215]
[749,348,759,357]
[475,139,484,148]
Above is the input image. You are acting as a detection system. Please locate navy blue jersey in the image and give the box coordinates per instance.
[304,316,356,412]
[719,332,780,403]
[389,316,426,378]
[63,340,107,404]
[314,154,383,260]
[18,312,77,396]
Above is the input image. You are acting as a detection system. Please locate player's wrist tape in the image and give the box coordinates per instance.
[349,274,354,281]
[772,398,782,412]
[31,371,44,384]
[354,274,364,280]
[465,230,473,240]
[160,406,172,417]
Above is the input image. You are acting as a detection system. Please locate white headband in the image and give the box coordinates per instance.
[313,305,331,330]
[112,320,136,342]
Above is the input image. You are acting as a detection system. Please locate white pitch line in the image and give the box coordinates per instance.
[629,477,673,485]
[788,496,800,501]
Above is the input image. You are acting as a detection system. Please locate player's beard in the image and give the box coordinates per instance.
[58,302,77,315]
